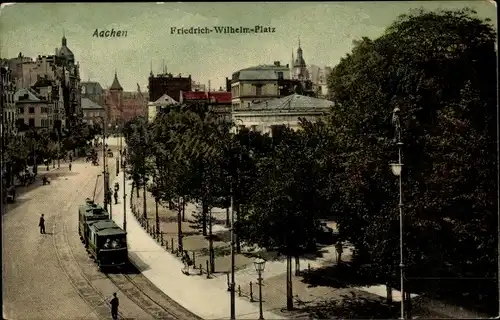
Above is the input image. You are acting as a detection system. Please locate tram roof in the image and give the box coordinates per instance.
[89,220,126,236]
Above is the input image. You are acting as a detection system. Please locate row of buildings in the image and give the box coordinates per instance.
[1,37,333,139]
[147,40,334,135]
[1,36,82,134]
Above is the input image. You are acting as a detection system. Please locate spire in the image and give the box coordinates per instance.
[298,36,301,49]
[110,71,123,91]
[62,33,67,47]
[150,60,153,76]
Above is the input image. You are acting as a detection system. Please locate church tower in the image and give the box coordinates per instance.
[108,71,123,125]
[291,38,309,81]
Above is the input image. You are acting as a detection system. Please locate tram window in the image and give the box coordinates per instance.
[104,238,111,248]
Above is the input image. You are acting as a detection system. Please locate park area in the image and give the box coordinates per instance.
[130,191,453,319]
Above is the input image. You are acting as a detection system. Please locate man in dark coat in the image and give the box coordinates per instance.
[39,214,46,234]
[110,292,119,319]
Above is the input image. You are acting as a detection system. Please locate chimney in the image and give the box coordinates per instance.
[274,61,280,66]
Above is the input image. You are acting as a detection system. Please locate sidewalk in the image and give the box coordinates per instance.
[110,171,286,320]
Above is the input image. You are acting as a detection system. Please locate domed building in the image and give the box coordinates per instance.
[54,35,81,128]
[56,36,75,65]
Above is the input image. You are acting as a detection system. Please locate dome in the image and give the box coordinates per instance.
[57,36,75,63]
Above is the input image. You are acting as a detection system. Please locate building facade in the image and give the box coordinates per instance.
[147,93,178,122]
[308,65,332,98]
[231,61,290,109]
[148,72,191,103]
[0,65,17,134]
[5,36,82,128]
[232,94,333,135]
[81,97,105,126]
[15,88,52,129]
[30,77,65,130]
[105,72,148,127]
[180,90,232,121]
[81,81,105,105]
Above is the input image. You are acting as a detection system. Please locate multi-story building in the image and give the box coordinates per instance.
[180,90,232,121]
[105,72,148,127]
[148,72,191,103]
[15,88,52,129]
[308,65,332,98]
[147,93,178,122]
[6,36,82,128]
[81,81,105,105]
[31,76,65,130]
[192,81,206,92]
[232,93,333,135]
[81,97,105,126]
[0,65,17,135]
[231,61,290,109]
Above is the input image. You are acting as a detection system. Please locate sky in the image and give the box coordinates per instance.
[0,1,497,94]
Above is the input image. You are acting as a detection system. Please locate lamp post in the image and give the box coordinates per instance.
[389,107,405,320]
[93,116,109,213]
[254,257,266,320]
[115,124,120,175]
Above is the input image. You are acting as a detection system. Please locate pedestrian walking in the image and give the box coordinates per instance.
[69,162,72,171]
[335,241,343,264]
[39,214,46,234]
[114,190,118,205]
[110,292,119,319]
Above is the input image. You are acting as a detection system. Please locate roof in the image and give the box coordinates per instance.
[81,82,104,95]
[182,91,232,104]
[14,88,41,102]
[234,64,291,81]
[153,93,177,105]
[110,72,123,91]
[89,220,126,236]
[244,94,334,112]
[32,78,54,88]
[81,97,105,110]
[80,204,108,218]
[209,92,231,103]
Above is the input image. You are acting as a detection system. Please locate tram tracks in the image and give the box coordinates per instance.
[53,174,126,320]
[53,152,199,319]
[106,272,182,319]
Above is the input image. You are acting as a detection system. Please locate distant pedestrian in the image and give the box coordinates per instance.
[114,190,118,204]
[39,214,46,234]
[69,163,72,171]
[335,241,343,264]
[110,292,119,319]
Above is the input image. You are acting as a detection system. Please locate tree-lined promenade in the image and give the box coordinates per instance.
[2,121,101,187]
[124,8,497,316]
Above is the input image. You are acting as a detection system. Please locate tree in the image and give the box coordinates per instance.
[326,8,497,312]
[240,124,327,310]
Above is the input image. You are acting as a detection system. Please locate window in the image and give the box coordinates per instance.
[41,119,49,127]
[255,85,263,96]
[28,118,35,127]
[29,107,35,114]
[277,72,284,80]
[41,107,48,113]
[18,107,24,114]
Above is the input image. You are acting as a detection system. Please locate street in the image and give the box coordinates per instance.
[2,137,163,319]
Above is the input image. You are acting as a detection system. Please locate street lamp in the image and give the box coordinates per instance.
[254,257,266,320]
[390,106,405,320]
[93,116,110,215]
